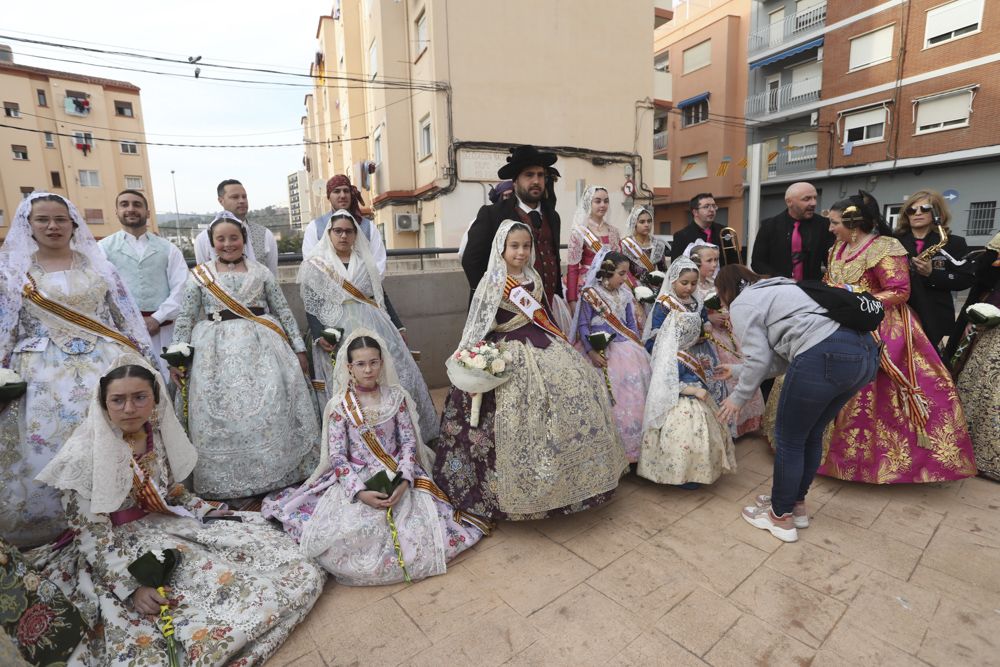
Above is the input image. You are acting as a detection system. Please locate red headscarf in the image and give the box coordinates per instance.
[325,174,365,222]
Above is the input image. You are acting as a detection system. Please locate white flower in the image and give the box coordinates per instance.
[323,328,342,341]
[470,356,488,370]
[490,359,506,374]
[968,303,1000,319]
[151,549,166,563]
[0,368,22,386]
[458,350,471,361]
[385,469,396,481]
[502,351,513,362]
[634,285,654,300]
[166,342,192,356]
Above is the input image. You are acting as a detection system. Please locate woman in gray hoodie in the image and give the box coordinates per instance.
[713,265,879,542]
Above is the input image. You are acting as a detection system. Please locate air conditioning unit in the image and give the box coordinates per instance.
[810,111,819,127]
[394,212,419,232]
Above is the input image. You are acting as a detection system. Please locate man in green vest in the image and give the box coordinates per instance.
[99,190,188,377]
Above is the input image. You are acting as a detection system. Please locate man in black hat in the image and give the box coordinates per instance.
[462,145,563,303]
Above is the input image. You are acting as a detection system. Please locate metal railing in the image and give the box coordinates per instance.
[654,131,668,153]
[749,2,827,55]
[746,81,821,118]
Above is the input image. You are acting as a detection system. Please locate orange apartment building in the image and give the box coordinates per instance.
[747,0,998,248]
[653,1,751,242]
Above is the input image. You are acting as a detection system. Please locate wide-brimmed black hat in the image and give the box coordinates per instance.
[497,144,557,180]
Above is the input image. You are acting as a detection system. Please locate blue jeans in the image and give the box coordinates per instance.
[771,328,879,515]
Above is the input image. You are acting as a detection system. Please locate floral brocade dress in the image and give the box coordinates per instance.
[434,280,627,521]
[49,436,325,666]
[263,388,481,585]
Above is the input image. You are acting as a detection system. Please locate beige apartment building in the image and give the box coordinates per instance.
[0,47,155,241]
[652,0,751,239]
[302,0,666,249]
[287,169,314,231]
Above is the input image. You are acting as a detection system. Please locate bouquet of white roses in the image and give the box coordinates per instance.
[450,341,513,427]
[643,270,666,289]
[634,285,656,304]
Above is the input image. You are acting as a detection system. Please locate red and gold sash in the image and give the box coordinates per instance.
[22,274,141,353]
[127,457,193,519]
[309,257,380,308]
[580,287,642,347]
[621,237,656,273]
[341,389,492,535]
[192,264,290,344]
[677,350,709,387]
[503,276,568,341]
[872,308,931,448]
[581,228,604,254]
[656,293,693,313]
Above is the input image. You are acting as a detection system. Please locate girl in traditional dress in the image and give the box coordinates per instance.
[949,231,1000,480]
[818,193,975,483]
[565,186,622,314]
[170,213,319,505]
[36,357,325,666]
[299,209,439,442]
[263,330,485,585]
[434,221,627,521]
[638,303,735,488]
[570,251,651,463]
[689,243,765,437]
[621,205,668,284]
[0,193,154,548]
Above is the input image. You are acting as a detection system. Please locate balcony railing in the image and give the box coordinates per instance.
[654,131,668,153]
[749,2,826,56]
[746,80,820,118]
[765,143,818,180]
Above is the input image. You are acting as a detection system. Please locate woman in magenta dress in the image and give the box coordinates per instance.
[820,193,975,483]
[565,186,622,315]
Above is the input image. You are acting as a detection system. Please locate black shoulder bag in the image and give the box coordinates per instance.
[794,280,885,332]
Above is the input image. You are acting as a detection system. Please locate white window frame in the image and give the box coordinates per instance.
[11,145,28,160]
[3,102,20,118]
[44,132,55,149]
[73,131,94,147]
[36,89,47,107]
[79,170,101,187]
[679,153,708,181]
[114,100,134,117]
[373,126,382,164]
[848,24,895,72]
[842,106,887,146]
[681,100,709,127]
[120,140,139,155]
[368,41,378,81]
[682,39,712,75]
[913,87,975,135]
[418,115,432,159]
[124,175,144,189]
[415,10,429,57]
[924,0,984,49]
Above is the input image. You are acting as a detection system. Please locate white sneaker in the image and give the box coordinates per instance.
[755,495,809,529]
[742,505,798,542]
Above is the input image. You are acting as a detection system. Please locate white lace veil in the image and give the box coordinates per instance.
[568,185,609,265]
[641,256,702,342]
[642,308,704,433]
[625,205,652,237]
[0,192,153,363]
[36,353,197,514]
[205,210,258,263]
[306,328,434,484]
[298,208,385,327]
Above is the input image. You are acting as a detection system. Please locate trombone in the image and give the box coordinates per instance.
[720,226,744,265]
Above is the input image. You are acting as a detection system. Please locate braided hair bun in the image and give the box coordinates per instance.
[597,251,630,280]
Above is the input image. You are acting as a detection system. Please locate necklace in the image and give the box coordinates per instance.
[219,256,245,272]
[355,383,380,393]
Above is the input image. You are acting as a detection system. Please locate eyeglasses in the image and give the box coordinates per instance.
[29,216,73,226]
[107,393,152,410]
[330,228,357,237]
[907,204,934,215]
[349,359,382,371]
[698,204,718,210]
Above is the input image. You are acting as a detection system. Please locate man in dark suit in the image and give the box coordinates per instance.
[462,145,563,303]
[669,193,740,265]
[751,182,833,281]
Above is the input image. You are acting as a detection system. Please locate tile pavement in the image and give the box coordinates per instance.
[268,390,1000,666]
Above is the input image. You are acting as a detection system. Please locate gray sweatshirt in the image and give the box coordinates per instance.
[727,277,841,405]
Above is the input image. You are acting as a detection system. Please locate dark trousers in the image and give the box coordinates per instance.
[771,328,879,515]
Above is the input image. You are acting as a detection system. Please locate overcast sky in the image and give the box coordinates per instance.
[3,0,333,213]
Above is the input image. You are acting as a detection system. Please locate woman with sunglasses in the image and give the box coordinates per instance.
[895,191,975,354]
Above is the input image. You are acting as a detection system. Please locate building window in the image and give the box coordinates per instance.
[786,131,819,162]
[44,132,55,148]
[925,0,983,47]
[914,88,974,133]
[368,41,378,81]
[20,187,34,198]
[114,100,134,117]
[79,170,101,187]
[373,127,382,164]
[65,91,90,116]
[120,141,139,155]
[4,102,20,118]
[849,25,894,71]
[681,101,709,127]
[682,39,711,74]
[415,10,429,56]
[11,145,28,160]
[36,89,47,107]
[422,221,435,248]
[885,203,904,231]
[73,131,94,148]
[967,201,996,236]
[843,107,886,145]
[418,115,432,158]
[654,52,669,73]
[84,208,104,225]
[50,171,62,188]
[125,175,144,189]
[679,153,708,181]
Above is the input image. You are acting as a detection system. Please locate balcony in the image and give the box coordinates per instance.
[749,1,826,56]
[746,80,820,119]
[654,70,672,104]
[654,130,668,155]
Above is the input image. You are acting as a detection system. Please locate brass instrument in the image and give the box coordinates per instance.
[914,224,948,264]
[719,226,743,265]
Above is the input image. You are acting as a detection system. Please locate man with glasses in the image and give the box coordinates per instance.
[751,182,832,281]
[670,193,740,264]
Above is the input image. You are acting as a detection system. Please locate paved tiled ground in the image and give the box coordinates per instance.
[268,391,1000,666]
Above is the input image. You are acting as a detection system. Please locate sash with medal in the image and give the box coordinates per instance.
[503,276,568,341]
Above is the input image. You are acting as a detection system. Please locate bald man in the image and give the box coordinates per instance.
[751,182,833,281]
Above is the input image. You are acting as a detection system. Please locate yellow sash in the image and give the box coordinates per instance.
[580,287,643,347]
[309,257,380,308]
[581,228,604,254]
[22,274,141,353]
[192,264,290,344]
[677,350,709,387]
[621,237,656,273]
[503,276,568,341]
[128,456,193,519]
[341,389,492,535]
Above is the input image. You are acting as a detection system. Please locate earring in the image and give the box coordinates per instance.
[149,409,160,431]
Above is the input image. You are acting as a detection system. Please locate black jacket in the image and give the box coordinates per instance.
[669,221,741,265]
[897,230,975,349]
[461,197,563,297]
[751,209,833,281]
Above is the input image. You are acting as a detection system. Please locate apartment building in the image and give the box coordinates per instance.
[0,46,155,241]
[302,1,659,249]
[653,1,752,241]
[287,169,314,231]
[746,0,997,248]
